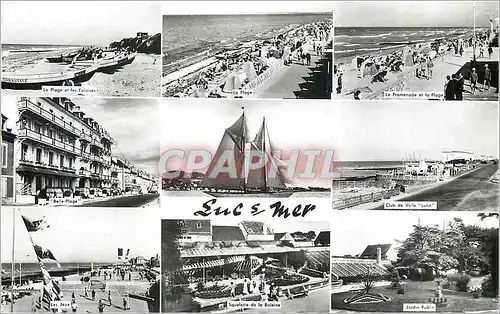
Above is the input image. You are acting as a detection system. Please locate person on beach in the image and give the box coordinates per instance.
[488,45,493,58]
[91,289,96,301]
[483,64,491,92]
[459,45,464,57]
[242,279,249,295]
[71,300,77,313]
[427,57,434,79]
[123,297,128,310]
[470,68,478,94]
[479,45,485,59]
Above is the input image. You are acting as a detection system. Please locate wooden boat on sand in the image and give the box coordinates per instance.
[1,64,99,90]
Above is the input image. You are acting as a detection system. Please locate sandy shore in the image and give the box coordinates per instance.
[1,48,80,73]
[2,51,161,97]
[83,53,161,97]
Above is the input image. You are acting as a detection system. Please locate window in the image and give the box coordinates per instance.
[196,222,202,229]
[59,155,64,168]
[21,144,28,161]
[48,129,53,138]
[34,123,41,133]
[69,158,73,169]
[36,149,42,163]
[49,152,54,166]
[1,144,7,168]
[47,178,52,187]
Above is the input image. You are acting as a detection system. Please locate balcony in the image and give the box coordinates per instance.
[89,154,104,164]
[18,128,81,156]
[18,99,81,137]
[79,169,92,177]
[79,132,92,143]
[80,151,91,160]
[90,138,103,149]
[18,159,77,174]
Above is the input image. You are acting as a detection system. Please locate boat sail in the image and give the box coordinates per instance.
[201,109,293,197]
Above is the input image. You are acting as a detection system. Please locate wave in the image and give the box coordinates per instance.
[355,32,394,39]
[343,43,361,47]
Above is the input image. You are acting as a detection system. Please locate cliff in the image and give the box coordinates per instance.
[109,33,161,54]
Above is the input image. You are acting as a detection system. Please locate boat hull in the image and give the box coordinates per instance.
[1,68,97,90]
[204,191,294,198]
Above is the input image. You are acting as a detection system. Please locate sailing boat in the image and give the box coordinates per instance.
[201,108,293,198]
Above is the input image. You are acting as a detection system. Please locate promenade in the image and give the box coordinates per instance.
[257,48,331,99]
[335,46,498,100]
[1,271,154,313]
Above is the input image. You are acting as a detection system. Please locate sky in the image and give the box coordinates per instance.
[1,208,160,263]
[160,99,341,187]
[161,1,333,15]
[336,101,498,161]
[1,95,17,130]
[331,211,498,261]
[75,97,161,177]
[1,1,161,45]
[334,1,499,27]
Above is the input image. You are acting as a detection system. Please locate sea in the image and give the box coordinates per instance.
[334,27,480,61]
[1,43,83,57]
[1,262,113,276]
[162,13,332,73]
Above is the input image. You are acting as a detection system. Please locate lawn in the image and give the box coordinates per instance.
[331,281,498,312]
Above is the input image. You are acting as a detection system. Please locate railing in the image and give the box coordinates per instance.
[18,128,81,155]
[366,53,448,100]
[90,138,103,149]
[19,99,81,136]
[332,180,377,189]
[79,169,91,176]
[17,183,31,195]
[332,188,400,210]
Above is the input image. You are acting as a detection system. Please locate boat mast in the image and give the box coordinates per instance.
[262,118,268,193]
[241,107,246,192]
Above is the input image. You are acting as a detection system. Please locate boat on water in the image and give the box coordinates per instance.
[1,64,99,90]
[201,109,293,198]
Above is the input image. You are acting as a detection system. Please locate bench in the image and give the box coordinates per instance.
[286,286,308,300]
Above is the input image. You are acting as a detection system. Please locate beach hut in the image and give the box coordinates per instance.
[242,61,257,81]
[402,46,414,66]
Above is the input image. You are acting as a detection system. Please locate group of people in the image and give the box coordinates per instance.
[168,19,332,98]
[444,63,492,100]
[227,275,281,301]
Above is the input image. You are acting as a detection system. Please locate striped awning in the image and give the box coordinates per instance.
[182,255,247,271]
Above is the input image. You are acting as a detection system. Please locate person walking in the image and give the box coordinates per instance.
[230,282,236,297]
[456,73,464,100]
[91,289,96,301]
[98,300,105,313]
[123,298,128,310]
[483,64,491,92]
[470,68,478,94]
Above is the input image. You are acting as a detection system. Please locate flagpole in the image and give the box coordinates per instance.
[11,209,16,313]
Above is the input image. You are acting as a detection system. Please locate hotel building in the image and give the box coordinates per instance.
[2,97,157,204]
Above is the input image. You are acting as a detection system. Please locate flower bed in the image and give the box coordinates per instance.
[194,283,244,299]
[272,274,309,287]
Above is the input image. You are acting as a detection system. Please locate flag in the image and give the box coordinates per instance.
[33,244,60,267]
[125,249,130,259]
[118,248,123,259]
[22,216,49,232]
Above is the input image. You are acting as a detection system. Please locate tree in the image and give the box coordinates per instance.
[396,224,458,279]
[161,220,187,312]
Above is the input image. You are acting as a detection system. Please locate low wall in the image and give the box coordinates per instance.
[332,188,400,210]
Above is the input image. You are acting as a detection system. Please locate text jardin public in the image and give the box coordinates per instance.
[194,199,315,218]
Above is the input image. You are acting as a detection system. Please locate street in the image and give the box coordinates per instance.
[76,194,160,207]
[374,163,499,211]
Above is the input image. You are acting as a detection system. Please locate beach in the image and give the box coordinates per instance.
[161,13,332,99]
[334,27,499,100]
[86,53,161,97]
[1,45,161,97]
